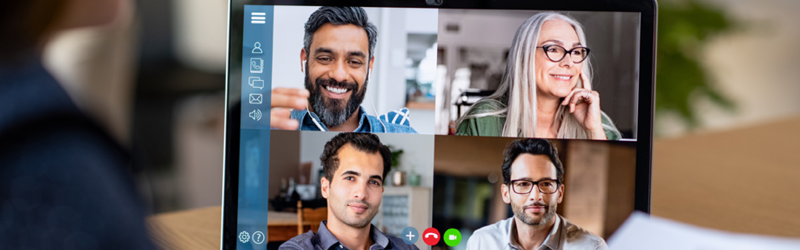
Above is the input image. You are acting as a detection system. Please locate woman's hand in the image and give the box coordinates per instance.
[561,73,606,139]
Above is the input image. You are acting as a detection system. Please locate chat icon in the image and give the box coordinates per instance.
[248,76,264,90]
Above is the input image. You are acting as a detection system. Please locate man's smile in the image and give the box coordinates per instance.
[317,78,357,100]
[322,85,352,99]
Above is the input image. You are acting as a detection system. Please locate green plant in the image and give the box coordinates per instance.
[387,145,404,168]
[656,0,739,129]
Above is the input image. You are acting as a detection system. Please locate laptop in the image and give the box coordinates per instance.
[222,0,656,249]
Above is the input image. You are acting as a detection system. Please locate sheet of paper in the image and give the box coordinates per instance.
[608,211,800,250]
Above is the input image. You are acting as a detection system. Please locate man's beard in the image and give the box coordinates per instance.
[305,70,367,128]
[331,199,378,229]
[511,199,557,227]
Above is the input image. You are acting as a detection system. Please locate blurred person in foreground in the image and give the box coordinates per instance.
[466,139,607,250]
[0,0,156,249]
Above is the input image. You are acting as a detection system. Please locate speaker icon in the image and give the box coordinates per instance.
[249,109,262,121]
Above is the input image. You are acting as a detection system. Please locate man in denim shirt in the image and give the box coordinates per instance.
[280,133,418,250]
[269,7,417,134]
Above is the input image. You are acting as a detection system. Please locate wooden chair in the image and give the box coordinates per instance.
[297,200,327,235]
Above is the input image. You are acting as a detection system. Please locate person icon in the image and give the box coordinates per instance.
[252,41,263,54]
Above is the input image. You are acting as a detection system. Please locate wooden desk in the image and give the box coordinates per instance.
[148,117,800,249]
[148,208,319,249]
[148,206,221,250]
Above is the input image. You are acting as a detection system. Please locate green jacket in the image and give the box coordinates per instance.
[455,100,622,140]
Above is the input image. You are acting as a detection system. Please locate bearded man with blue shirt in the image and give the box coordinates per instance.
[269,6,417,133]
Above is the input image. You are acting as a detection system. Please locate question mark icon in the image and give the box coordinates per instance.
[252,231,265,244]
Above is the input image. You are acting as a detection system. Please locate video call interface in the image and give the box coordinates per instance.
[236,4,641,250]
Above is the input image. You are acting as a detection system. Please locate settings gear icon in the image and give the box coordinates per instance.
[238,231,250,243]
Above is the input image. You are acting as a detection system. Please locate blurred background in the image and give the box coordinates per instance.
[43,0,229,214]
[40,0,800,241]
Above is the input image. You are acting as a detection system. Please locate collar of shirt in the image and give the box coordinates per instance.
[291,106,373,132]
[507,215,562,250]
[315,221,390,250]
[289,106,418,134]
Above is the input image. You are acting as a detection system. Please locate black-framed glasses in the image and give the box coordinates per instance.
[509,179,560,194]
[536,45,591,63]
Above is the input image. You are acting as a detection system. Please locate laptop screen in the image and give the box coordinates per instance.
[231,4,646,249]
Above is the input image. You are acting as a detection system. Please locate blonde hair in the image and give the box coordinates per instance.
[458,12,593,138]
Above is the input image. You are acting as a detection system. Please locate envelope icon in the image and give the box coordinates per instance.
[249,93,263,104]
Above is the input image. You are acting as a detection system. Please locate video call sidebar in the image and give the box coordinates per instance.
[236,5,275,250]
[241,5,273,129]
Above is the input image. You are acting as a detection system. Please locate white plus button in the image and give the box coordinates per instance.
[406,231,416,241]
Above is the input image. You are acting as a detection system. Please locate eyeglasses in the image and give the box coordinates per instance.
[509,179,560,194]
[536,45,591,63]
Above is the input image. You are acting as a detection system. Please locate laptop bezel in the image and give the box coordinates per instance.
[222,0,657,248]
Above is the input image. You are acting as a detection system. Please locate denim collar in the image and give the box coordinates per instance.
[289,106,418,134]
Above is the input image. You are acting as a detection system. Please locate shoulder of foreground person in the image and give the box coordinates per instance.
[0,66,156,250]
[0,115,157,250]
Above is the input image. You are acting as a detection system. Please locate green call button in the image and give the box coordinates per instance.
[443,228,462,246]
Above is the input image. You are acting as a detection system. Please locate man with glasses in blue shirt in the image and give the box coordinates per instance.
[466,139,607,250]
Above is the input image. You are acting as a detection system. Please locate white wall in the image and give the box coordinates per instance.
[405,8,439,34]
[409,109,435,134]
[271,6,319,91]
[437,10,534,48]
[300,131,435,188]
